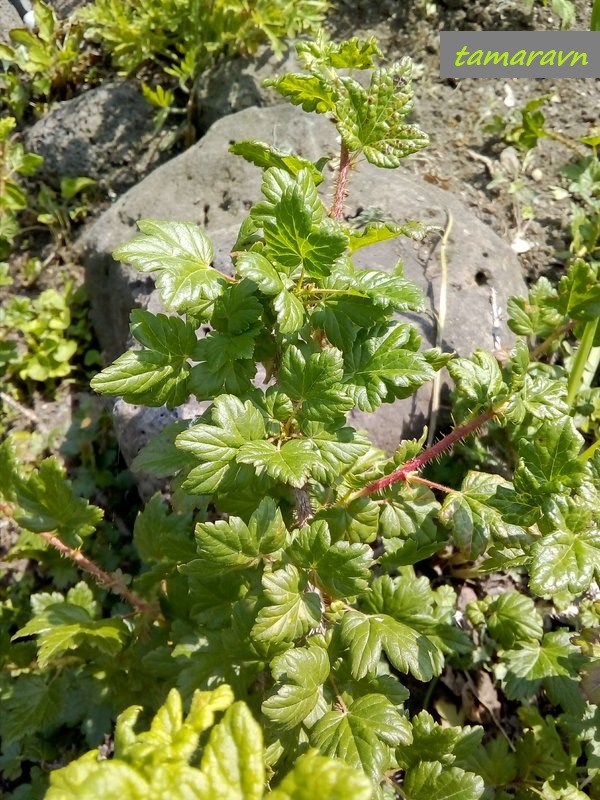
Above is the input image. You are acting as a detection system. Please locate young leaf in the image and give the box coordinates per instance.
[112,219,224,314]
[262,643,330,729]
[267,751,373,800]
[201,702,265,800]
[347,221,430,255]
[447,350,507,414]
[336,61,429,167]
[229,140,325,185]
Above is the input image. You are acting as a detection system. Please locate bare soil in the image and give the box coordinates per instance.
[327,0,599,283]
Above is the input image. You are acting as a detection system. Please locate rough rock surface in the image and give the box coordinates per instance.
[0,0,19,42]
[196,44,298,131]
[80,102,527,464]
[23,82,160,193]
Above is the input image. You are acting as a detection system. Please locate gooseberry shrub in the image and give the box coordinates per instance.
[1,36,599,799]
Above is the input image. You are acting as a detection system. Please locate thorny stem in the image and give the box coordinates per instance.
[351,407,497,499]
[329,140,353,221]
[407,474,454,494]
[0,502,153,615]
[37,532,155,616]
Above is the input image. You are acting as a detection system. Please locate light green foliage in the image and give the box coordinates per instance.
[46,687,373,799]
[79,0,328,142]
[0,286,80,382]
[0,117,43,257]
[2,33,600,800]
[0,0,89,118]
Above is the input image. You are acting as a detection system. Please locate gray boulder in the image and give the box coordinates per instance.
[24,82,161,193]
[80,102,526,469]
[196,44,299,130]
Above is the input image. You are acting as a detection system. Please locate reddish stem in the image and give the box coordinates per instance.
[329,140,352,221]
[356,408,496,497]
[37,531,154,616]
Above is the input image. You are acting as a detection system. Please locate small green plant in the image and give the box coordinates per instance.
[80,0,329,143]
[1,35,599,799]
[0,117,43,258]
[36,175,97,247]
[0,285,79,383]
[523,0,576,28]
[0,0,91,119]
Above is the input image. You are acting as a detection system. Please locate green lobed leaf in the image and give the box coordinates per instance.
[529,526,600,597]
[264,73,337,114]
[447,350,507,414]
[302,424,371,483]
[133,494,198,566]
[439,471,524,560]
[263,180,347,279]
[182,497,286,576]
[397,710,483,769]
[555,258,600,321]
[499,630,582,701]
[311,694,411,783]
[91,310,196,407]
[176,395,266,494]
[278,346,353,427]
[340,609,443,682]
[336,61,429,167]
[229,140,326,185]
[273,288,306,333]
[262,643,330,729]
[480,591,543,649]
[347,221,430,254]
[13,602,129,668]
[402,761,484,800]
[343,322,435,412]
[252,565,323,643]
[14,457,103,547]
[288,520,372,598]
[112,219,224,314]
[0,674,64,745]
[237,439,318,488]
[379,484,446,567]
[236,250,284,295]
